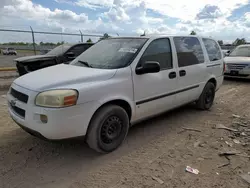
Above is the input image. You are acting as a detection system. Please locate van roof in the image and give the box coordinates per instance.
[110,35,214,40]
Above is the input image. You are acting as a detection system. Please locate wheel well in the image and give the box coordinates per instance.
[97,100,132,120]
[208,78,217,88]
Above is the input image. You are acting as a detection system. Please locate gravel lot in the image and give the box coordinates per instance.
[0,51,35,67]
[0,79,250,188]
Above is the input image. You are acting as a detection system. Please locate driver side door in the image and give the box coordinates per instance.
[132,38,179,120]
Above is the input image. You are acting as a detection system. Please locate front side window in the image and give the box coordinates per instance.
[139,38,172,70]
[202,38,222,61]
[229,46,250,57]
[174,37,204,67]
[67,44,91,57]
[71,38,147,69]
[47,44,72,56]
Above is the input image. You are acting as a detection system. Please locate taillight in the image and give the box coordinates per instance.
[223,61,226,73]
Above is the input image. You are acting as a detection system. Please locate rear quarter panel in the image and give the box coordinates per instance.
[200,38,224,89]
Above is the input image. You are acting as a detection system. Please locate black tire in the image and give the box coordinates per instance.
[196,82,215,110]
[87,105,129,153]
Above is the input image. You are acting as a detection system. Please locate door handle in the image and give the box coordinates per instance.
[169,72,176,79]
[179,70,186,77]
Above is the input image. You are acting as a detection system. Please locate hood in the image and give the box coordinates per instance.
[14,55,56,63]
[224,56,250,64]
[14,64,117,91]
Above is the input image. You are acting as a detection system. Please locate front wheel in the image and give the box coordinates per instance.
[86,105,129,153]
[196,82,215,110]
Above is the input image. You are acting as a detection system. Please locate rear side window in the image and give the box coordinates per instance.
[140,38,172,70]
[202,38,222,61]
[174,37,204,67]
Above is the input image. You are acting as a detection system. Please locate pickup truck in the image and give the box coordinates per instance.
[15,43,94,76]
[2,48,17,55]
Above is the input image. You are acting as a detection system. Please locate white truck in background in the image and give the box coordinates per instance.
[2,48,17,55]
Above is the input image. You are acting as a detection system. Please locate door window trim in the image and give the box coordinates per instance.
[136,38,173,71]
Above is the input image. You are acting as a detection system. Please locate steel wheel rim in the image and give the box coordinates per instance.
[205,88,214,105]
[100,116,122,144]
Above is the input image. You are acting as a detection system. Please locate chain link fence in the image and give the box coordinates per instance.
[0,27,105,55]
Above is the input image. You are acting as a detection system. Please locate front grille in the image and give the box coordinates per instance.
[27,60,56,71]
[9,103,25,118]
[227,63,248,70]
[10,88,29,103]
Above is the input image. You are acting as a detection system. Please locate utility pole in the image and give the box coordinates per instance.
[30,26,36,55]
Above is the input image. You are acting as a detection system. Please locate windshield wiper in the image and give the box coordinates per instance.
[78,60,92,68]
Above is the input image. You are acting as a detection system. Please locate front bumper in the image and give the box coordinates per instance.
[224,64,250,77]
[7,83,99,140]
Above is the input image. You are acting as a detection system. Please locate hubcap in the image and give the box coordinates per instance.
[100,116,122,144]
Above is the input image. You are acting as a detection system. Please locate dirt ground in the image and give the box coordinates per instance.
[0,79,250,188]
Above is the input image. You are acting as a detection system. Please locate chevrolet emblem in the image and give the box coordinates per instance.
[10,99,17,106]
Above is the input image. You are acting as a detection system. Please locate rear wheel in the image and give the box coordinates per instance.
[87,105,129,153]
[196,82,215,110]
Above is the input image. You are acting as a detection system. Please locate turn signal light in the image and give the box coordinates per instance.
[64,95,77,106]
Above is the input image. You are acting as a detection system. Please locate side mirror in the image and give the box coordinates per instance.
[136,61,160,75]
[66,52,75,59]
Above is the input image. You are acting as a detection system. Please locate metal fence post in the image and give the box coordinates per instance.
[79,30,83,42]
[30,26,36,55]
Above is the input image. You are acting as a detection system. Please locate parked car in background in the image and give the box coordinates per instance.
[7,36,224,153]
[224,44,250,78]
[2,47,17,55]
[15,43,94,76]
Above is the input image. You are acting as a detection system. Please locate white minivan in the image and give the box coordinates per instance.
[7,36,224,153]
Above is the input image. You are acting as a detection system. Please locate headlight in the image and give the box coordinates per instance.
[35,89,78,108]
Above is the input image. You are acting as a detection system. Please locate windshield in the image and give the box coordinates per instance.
[229,46,250,57]
[46,44,72,56]
[70,38,147,69]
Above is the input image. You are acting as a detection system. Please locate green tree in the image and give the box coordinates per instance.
[99,33,110,41]
[86,38,93,43]
[218,40,223,45]
[190,30,197,35]
[56,41,65,46]
[233,38,246,46]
